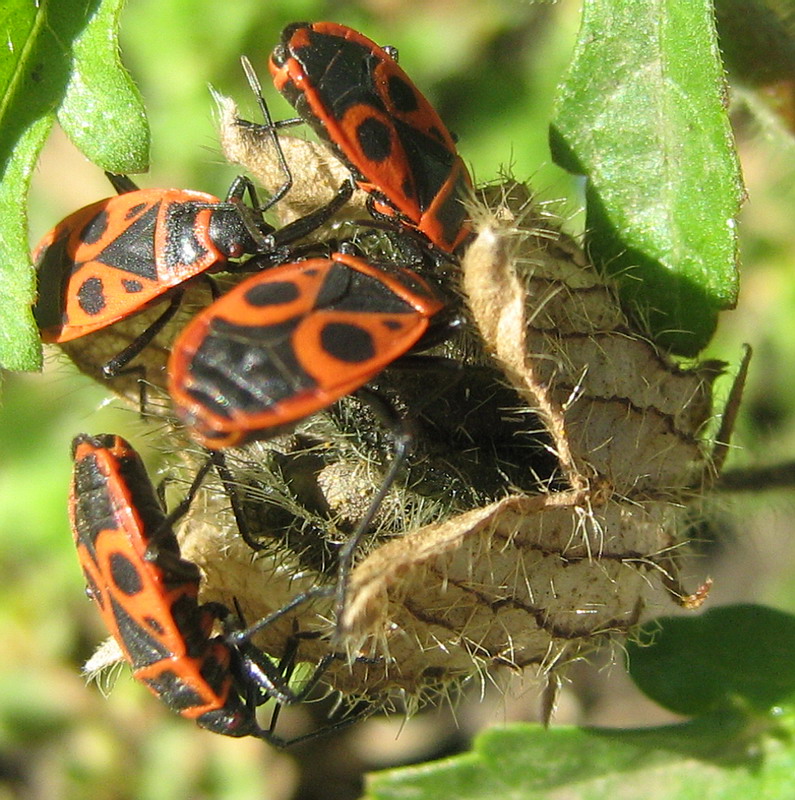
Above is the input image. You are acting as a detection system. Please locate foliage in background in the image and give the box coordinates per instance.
[3,0,795,798]
[0,0,147,370]
[552,0,742,355]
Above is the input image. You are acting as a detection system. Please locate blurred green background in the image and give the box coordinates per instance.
[4,0,795,798]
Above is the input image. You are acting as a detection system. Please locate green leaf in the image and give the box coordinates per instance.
[628,604,795,716]
[57,0,148,171]
[0,115,51,372]
[550,0,743,356]
[365,717,795,800]
[0,0,148,371]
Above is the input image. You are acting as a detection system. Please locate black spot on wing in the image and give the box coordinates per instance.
[110,551,143,596]
[428,125,446,144]
[145,616,165,636]
[77,276,106,316]
[387,74,419,114]
[320,321,376,363]
[356,116,393,163]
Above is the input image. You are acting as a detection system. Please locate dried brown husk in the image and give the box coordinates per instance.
[63,110,736,709]
[163,182,735,706]
[323,184,728,696]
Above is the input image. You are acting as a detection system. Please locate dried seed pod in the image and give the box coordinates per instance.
[322,183,732,697]
[160,182,738,709]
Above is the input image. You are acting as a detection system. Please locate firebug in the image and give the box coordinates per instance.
[70,432,335,743]
[35,172,352,377]
[166,248,447,449]
[268,22,473,255]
